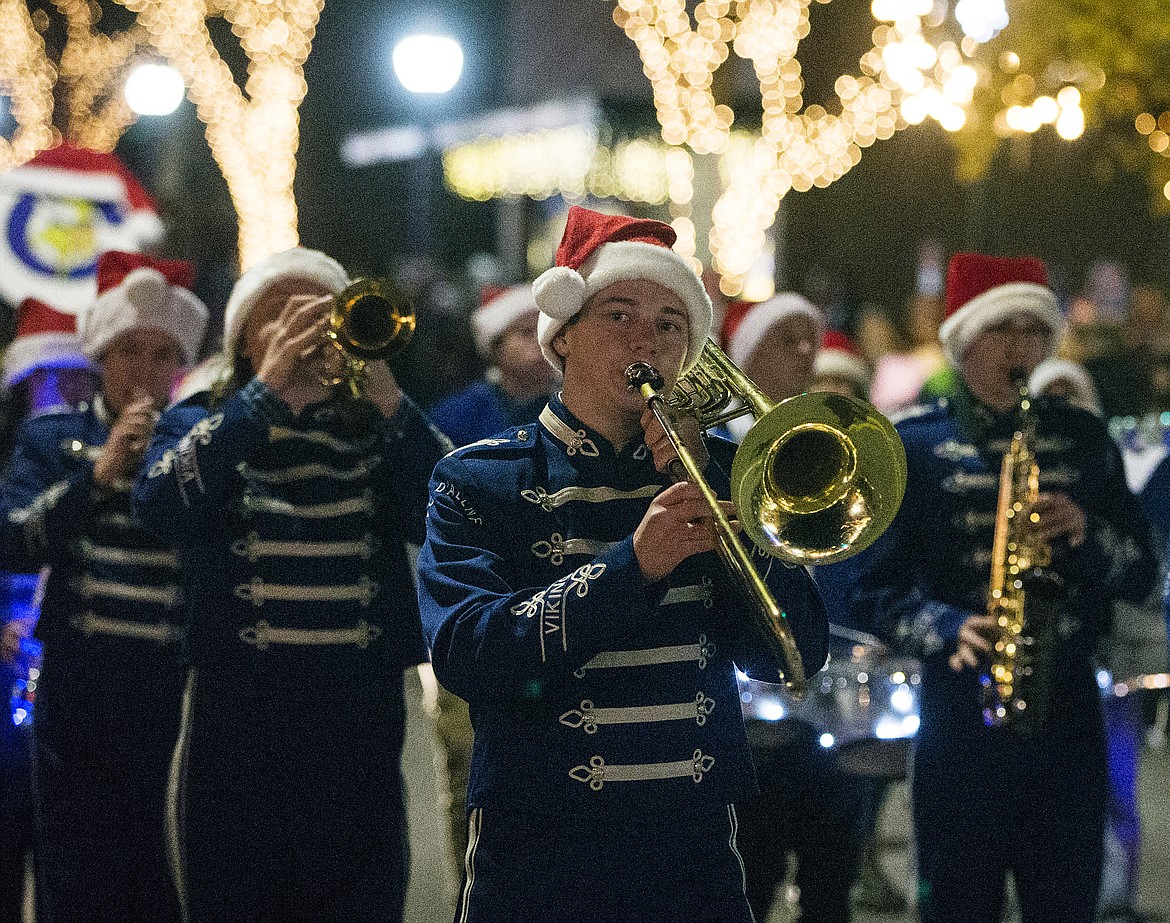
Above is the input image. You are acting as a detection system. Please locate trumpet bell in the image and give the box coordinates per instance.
[329,278,415,361]
[732,392,907,564]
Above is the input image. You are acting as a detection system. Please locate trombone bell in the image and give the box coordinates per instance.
[668,339,906,566]
[734,391,905,564]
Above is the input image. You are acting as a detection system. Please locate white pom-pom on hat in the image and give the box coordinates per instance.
[79,251,209,366]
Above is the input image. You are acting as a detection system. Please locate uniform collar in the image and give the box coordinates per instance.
[950,379,1023,445]
[539,395,653,469]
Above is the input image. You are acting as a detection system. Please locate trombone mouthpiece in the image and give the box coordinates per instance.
[625,362,664,392]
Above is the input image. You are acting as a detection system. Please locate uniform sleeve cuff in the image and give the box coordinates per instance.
[239,379,297,428]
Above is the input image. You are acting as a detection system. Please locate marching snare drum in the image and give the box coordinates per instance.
[740,630,922,779]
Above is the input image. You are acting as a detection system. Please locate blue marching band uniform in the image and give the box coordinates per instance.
[847,388,1156,923]
[132,379,448,922]
[0,397,186,923]
[417,396,828,923]
[130,376,449,921]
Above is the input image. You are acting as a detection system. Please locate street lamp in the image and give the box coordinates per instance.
[392,34,464,95]
[124,63,185,117]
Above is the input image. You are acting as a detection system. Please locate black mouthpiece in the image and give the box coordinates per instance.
[625,362,664,392]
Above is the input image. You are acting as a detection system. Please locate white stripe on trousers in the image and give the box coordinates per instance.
[166,669,197,923]
[458,807,483,923]
[728,804,757,923]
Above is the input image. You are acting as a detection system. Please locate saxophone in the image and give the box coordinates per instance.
[980,375,1061,733]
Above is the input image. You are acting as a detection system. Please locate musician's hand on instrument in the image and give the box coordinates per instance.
[94,393,157,487]
[634,481,722,582]
[948,613,998,672]
[364,359,403,418]
[1032,492,1087,548]
[255,294,332,411]
[641,407,708,476]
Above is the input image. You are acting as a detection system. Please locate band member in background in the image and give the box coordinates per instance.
[809,331,912,916]
[431,284,558,448]
[724,302,870,923]
[1031,358,1168,923]
[133,248,449,923]
[0,296,96,923]
[426,282,558,888]
[848,253,1156,923]
[417,205,827,923]
[1,252,208,923]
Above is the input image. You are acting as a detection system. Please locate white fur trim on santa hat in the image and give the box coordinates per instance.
[1028,358,1102,417]
[473,285,539,357]
[534,240,712,373]
[0,165,126,202]
[814,348,870,390]
[223,247,350,358]
[939,281,1063,366]
[727,293,825,368]
[79,267,209,366]
[2,332,90,387]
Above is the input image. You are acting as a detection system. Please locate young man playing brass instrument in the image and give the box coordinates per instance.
[417,205,828,923]
[846,253,1156,923]
[133,248,448,923]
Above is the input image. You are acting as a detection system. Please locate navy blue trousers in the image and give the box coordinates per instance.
[456,803,756,923]
[178,673,409,923]
[735,723,866,923]
[913,728,1107,923]
[32,684,182,923]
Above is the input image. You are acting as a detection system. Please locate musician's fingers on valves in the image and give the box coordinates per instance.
[1030,491,1087,547]
[640,405,709,473]
[948,613,999,672]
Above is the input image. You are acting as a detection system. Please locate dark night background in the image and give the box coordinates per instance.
[98,0,1170,329]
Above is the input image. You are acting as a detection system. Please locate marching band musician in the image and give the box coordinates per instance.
[0,252,208,923]
[847,253,1156,923]
[416,205,828,923]
[724,304,871,923]
[132,248,449,923]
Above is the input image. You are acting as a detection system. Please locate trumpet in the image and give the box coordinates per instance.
[627,339,907,695]
[321,278,416,398]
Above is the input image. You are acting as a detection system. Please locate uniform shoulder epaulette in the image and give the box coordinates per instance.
[443,424,539,461]
[888,399,944,427]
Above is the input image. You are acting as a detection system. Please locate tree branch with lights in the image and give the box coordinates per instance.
[0,0,56,169]
[113,0,324,269]
[946,0,1170,206]
[0,0,145,168]
[614,0,974,295]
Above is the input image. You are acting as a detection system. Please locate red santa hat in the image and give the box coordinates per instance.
[79,250,208,365]
[939,253,1064,365]
[533,205,712,373]
[2,142,164,248]
[814,330,871,392]
[472,284,539,357]
[222,247,350,358]
[2,297,91,386]
[722,292,825,368]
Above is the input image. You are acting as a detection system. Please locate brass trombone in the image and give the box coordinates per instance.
[627,339,907,695]
[323,278,416,398]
